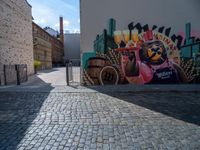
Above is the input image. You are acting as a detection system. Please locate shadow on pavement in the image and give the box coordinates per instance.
[87,85,200,126]
[21,73,54,87]
[0,84,54,149]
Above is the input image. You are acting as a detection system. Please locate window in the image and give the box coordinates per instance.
[44,51,47,60]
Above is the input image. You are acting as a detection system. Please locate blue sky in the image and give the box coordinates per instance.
[27,0,80,33]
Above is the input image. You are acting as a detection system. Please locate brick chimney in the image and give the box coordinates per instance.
[60,16,64,44]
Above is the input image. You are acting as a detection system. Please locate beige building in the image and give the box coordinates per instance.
[33,19,64,70]
[52,37,64,65]
[33,22,52,70]
[0,0,34,84]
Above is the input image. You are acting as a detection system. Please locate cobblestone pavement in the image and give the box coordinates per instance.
[0,90,200,150]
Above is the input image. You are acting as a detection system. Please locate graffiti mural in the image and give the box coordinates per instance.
[82,18,200,85]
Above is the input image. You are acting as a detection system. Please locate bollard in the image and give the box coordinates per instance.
[25,64,28,82]
[15,64,20,85]
[0,75,1,86]
[66,60,70,86]
[3,65,7,85]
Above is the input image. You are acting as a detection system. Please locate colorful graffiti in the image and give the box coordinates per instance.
[82,19,200,85]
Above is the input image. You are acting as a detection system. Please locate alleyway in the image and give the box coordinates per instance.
[22,67,80,86]
[1,0,200,149]
[0,85,200,150]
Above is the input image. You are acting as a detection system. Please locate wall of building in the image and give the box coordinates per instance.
[44,27,59,37]
[80,0,200,53]
[33,22,64,69]
[80,0,200,85]
[52,37,64,66]
[33,22,52,70]
[0,0,34,84]
[64,33,80,65]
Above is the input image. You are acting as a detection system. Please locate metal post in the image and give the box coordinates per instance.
[66,60,69,86]
[25,64,28,81]
[15,64,20,85]
[3,65,7,85]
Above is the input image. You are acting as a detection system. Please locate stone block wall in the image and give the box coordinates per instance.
[0,0,34,85]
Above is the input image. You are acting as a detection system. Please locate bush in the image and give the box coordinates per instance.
[34,60,41,73]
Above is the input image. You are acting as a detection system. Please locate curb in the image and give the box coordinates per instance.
[0,85,200,93]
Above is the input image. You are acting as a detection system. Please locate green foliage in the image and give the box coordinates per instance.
[34,60,41,70]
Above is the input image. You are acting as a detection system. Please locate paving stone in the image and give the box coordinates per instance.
[0,91,199,150]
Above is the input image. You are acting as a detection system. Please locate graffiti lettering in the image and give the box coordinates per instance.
[165,28,171,37]
[128,22,183,49]
[128,22,149,33]
[171,35,183,49]
[154,33,177,51]
[156,70,173,79]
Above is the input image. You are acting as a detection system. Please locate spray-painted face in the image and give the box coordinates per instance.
[141,41,167,65]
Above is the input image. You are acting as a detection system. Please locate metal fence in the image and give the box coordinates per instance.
[0,68,4,86]
[1,64,28,86]
[66,60,80,86]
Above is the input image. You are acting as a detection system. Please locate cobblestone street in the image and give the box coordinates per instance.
[0,86,200,150]
[1,0,200,149]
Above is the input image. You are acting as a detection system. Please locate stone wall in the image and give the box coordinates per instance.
[0,0,34,85]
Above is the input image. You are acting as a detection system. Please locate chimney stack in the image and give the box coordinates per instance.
[60,16,64,44]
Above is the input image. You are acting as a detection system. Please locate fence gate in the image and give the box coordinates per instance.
[2,64,28,86]
[66,60,80,86]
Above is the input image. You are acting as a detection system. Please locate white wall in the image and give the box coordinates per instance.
[80,0,200,53]
[64,33,80,61]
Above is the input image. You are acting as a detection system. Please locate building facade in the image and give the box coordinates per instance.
[51,37,64,66]
[80,0,200,85]
[32,22,52,70]
[44,27,59,38]
[0,0,34,84]
[33,19,64,70]
[51,16,64,66]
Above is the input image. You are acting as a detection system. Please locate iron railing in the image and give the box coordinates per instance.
[1,64,28,86]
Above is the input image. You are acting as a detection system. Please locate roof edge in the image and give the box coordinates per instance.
[24,0,32,8]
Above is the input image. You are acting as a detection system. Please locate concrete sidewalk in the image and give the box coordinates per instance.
[21,67,80,86]
[22,67,70,86]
